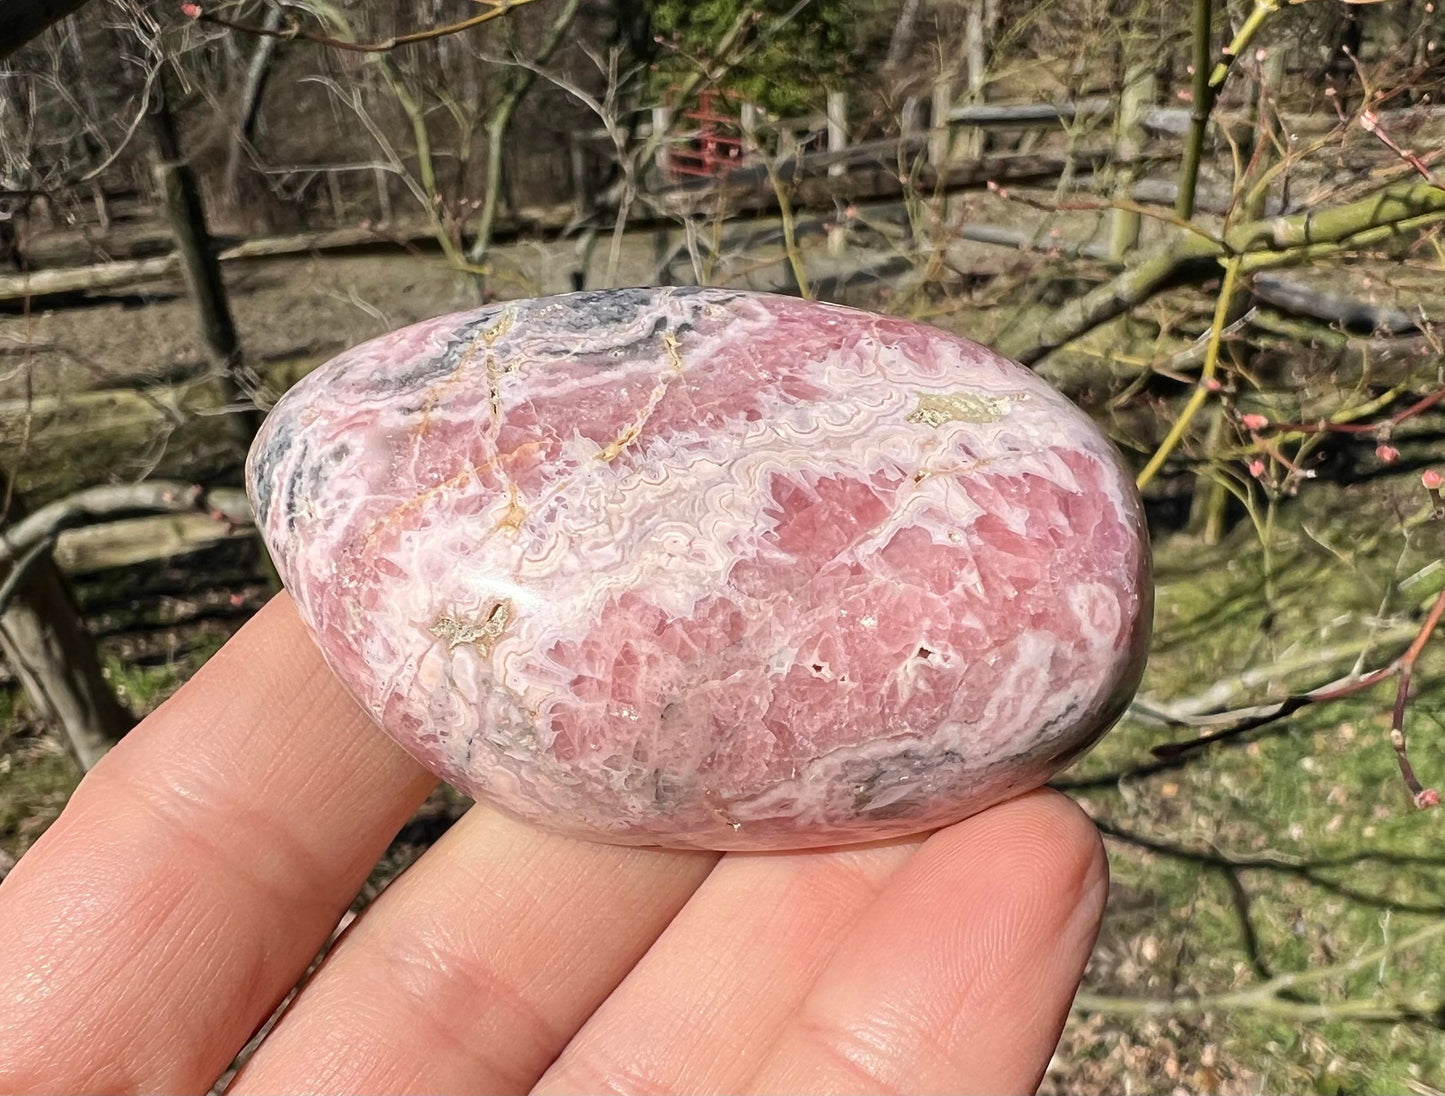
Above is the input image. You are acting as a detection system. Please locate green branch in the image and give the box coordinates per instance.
[1177,0,1279,219]
[1002,182,1445,366]
[1176,0,1214,219]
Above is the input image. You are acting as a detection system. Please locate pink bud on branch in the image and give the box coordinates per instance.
[1422,470,1445,518]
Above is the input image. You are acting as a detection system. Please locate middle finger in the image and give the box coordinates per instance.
[534,835,923,1095]
[229,806,716,1094]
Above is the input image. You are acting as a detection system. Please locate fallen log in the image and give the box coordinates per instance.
[0,203,602,305]
[3,130,1418,309]
[0,255,181,300]
[0,481,252,568]
[53,512,252,575]
[0,225,452,303]
[655,147,1123,218]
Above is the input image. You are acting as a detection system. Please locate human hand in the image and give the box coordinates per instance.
[0,594,1106,1095]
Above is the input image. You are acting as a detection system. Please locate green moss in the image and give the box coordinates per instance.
[0,688,81,868]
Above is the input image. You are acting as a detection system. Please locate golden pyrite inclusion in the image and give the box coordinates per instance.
[246,288,1151,850]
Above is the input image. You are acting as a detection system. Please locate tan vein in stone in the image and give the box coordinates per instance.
[597,332,686,462]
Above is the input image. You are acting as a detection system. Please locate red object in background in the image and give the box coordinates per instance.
[668,90,746,181]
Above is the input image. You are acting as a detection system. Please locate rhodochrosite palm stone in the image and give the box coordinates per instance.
[247,288,1150,850]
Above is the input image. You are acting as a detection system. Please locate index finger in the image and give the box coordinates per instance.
[0,593,436,1094]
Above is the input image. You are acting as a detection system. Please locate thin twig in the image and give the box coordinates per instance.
[1149,661,1397,760]
[1208,0,1278,89]
[1263,385,1445,436]
[1360,109,1442,187]
[1131,622,1422,723]
[1389,586,1445,807]
[1149,584,1445,808]
[1074,919,1445,1021]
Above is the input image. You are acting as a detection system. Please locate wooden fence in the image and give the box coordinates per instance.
[7,69,1440,307]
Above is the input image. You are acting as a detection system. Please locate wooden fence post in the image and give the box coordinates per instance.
[569,134,590,220]
[652,105,674,181]
[740,102,760,137]
[826,89,848,254]
[1108,63,1156,260]
[900,96,921,138]
[929,76,954,167]
[325,169,346,224]
[960,1,987,160]
[373,166,393,224]
[826,90,849,177]
[90,180,109,232]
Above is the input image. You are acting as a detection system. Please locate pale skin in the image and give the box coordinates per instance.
[0,594,1107,1095]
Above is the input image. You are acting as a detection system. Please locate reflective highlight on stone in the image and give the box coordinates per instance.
[246,288,1151,850]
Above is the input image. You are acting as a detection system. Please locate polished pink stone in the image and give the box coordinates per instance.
[246,288,1151,850]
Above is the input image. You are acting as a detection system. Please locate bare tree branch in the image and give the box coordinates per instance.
[187,0,545,55]
[885,0,925,67]
[224,1,286,200]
